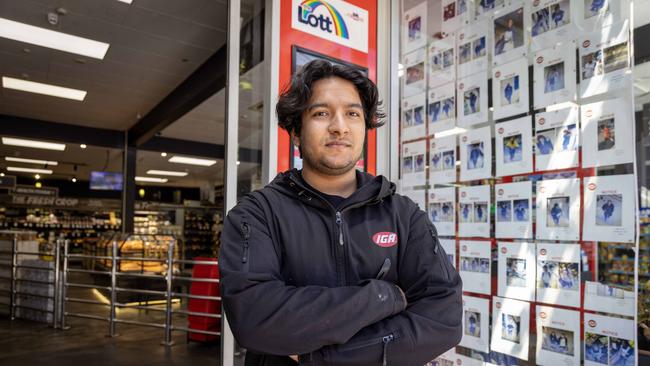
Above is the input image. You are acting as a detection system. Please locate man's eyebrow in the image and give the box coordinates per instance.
[306,102,363,110]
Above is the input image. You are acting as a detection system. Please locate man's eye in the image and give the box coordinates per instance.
[349,111,361,117]
[314,111,328,117]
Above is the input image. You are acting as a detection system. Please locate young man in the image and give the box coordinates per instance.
[219,60,462,365]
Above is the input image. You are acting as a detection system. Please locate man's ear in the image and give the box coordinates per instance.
[291,130,300,149]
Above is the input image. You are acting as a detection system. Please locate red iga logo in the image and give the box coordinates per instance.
[498,189,504,195]
[460,33,465,40]
[495,71,501,78]
[459,83,465,90]
[588,183,597,191]
[501,246,507,254]
[462,245,467,251]
[540,248,547,255]
[462,136,468,142]
[588,319,597,327]
[461,191,467,198]
[498,127,504,134]
[583,40,591,48]
[538,117,546,125]
[372,232,398,248]
[536,56,544,64]
[496,302,502,309]
[540,312,547,319]
[539,186,546,193]
[586,109,593,118]
[533,0,540,6]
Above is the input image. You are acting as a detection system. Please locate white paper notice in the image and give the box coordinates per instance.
[402,93,427,142]
[475,0,507,19]
[578,0,626,32]
[425,348,456,366]
[536,306,581,366]
[581,98,634,168]
[533,44,577,109]
[429,187,457,237]
[530,0,578,51]
[459,184,491,238]
[498,241,536,301]
[457,20,490,77]
[583,175,635,243]
[430,135,456,185]
[492,58,530,120]
[439,238,457,269]
[535,178,580,241]
[579,21,631,98]
[584,313,636,366]
[535,107,580,171]
[401,140,427,188]
[584,280,636,318]
[428,36,456,88]
[492,1,529,66]
[403,2,427,54]
[491,296,531,360]
[461,295,491,353]
[403,47,427,97]
[459,240,492,295]
[536,242,581,307]
[460,126,492,182]
[495,117,533,177]
[402,188,427,211]
[495,181,533,239]
[457,72,489,127]
[442,0,471,33]
[428,84,456,134]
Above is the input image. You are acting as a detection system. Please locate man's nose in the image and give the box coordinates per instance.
[328,111,350,135]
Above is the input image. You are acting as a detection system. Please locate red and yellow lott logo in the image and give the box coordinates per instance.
[536,56,544,64]
[588,320,597,327]
[540,312,547,319]
[583,40,591,48]
[540,248,547,255]
[538,117,546,125]
[588,183,597,191]
[372,232,398,248]
[501,246,507,254]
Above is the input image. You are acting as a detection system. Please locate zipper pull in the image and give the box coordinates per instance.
[336,212,344,246]
[382,334,394,366]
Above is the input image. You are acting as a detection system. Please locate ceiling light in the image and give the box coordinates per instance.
[0,173,4,177]
[117,0,133,3]
[161,152,167,157]
[5,157,58,166]
[7,167,53,174]
[433,127,468,139]
[80,144,87,149]
[71,177,77,182]
[35,182,42,188]
[34,174,40,179]
[168,156,217,167]
[0,17,110,59]
[2,137,66,151]
[135,176,168,183]
[237,161,241,165]
[146,170,188,177]
[2,76,87,101]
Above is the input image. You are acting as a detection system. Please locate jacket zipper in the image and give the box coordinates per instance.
[382,334,395,366]
[336,212,344,246]
[240,221,251,270]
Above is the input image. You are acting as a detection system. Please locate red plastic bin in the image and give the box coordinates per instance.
[187,257,221,342]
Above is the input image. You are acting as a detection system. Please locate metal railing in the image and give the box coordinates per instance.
[60,236,221,346]
[0,233,63,328]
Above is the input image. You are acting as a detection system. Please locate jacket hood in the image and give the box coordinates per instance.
[266,168,396,210]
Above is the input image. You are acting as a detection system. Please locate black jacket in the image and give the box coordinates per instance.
[219,169,462,366]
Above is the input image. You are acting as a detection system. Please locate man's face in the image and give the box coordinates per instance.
[293,77,366,175]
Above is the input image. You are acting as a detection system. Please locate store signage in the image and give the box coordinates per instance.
[12,195,78,207]
[13,185,58,197]
[292,0,368,53]
[0,175,16,189]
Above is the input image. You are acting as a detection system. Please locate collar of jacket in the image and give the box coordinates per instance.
[267,168,396,212]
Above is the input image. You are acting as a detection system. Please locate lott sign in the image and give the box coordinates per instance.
[292,0,369,53]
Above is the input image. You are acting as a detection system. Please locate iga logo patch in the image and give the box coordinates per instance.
[372,232,398,248]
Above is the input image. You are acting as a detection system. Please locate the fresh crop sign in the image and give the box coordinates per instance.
[292,0,369,53]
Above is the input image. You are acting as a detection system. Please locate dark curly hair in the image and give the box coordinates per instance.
[276,59,386,136]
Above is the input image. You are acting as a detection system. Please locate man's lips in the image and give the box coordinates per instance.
[325,141,352,147]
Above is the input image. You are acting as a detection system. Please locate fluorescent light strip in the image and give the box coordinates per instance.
[117,0,133,3]
[146,170,188,177]
[2,77,87,101]
[7,166,53,174]
[135,176,168,183]
[2,137,66,151]
[0,17,109,59]
[168,156,217,167]
[433,127,468,139]
[5,157,58,166]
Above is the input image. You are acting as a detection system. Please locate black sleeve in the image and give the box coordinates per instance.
[218,196,407,356]
[301,209,463,366]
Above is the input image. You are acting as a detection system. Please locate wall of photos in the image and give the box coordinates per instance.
[398,0,642,365]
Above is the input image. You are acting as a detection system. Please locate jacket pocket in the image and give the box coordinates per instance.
[331,332,398,366]
[427,224,451,281]
[240,218,251,272]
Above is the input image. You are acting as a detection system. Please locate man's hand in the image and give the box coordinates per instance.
[289,355,299,363]
[395,284,407,306]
